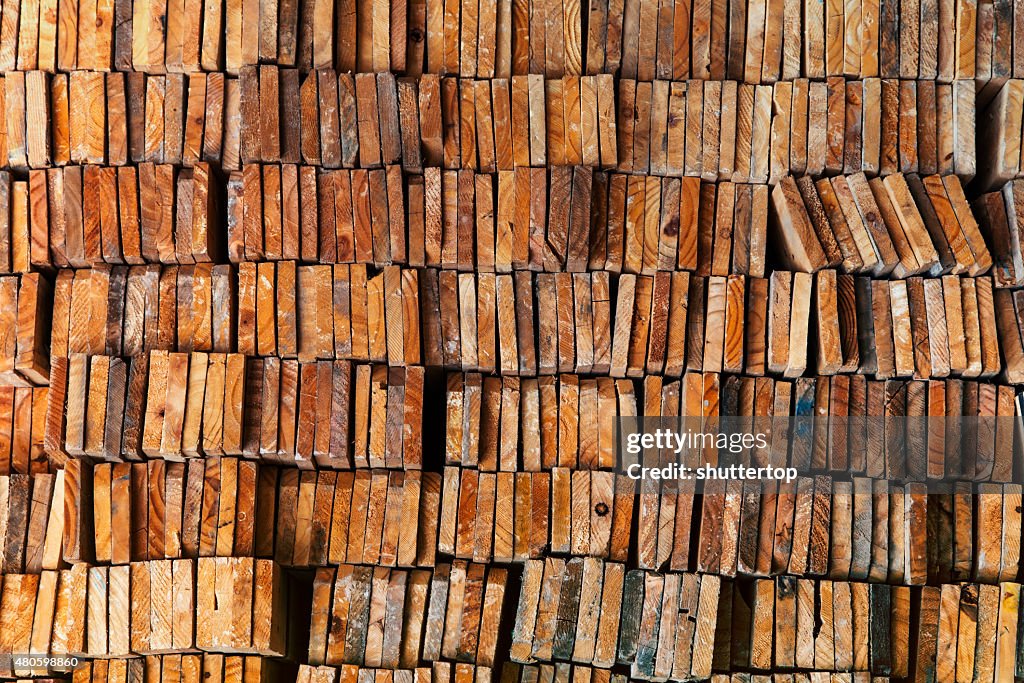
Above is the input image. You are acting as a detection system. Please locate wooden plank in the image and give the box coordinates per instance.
[770,177,827,272]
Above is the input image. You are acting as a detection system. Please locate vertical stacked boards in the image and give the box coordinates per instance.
[1,1,1024,683]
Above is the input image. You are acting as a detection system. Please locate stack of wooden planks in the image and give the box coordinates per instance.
[307,561,508,668]
[0,557,288,660]
[296,663,493,683]
[73,655,286,683]
[45,355,427,465]
[0,74,983,178]
[3,0,1024,681]
[0,385,49,472]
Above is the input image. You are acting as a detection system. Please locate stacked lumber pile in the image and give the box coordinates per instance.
[307,561,508,667]
[45,356,425,465]
[73,655,285,682]
[296,664,493,683]
[3,0,1024,682]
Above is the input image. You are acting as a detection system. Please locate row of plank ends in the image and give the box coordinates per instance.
[237,263,421,365]
[509,559,720,679]
[607,272,744,377]
[721,578,1024,680]
[207,71,949,181]
[8,576,1019,680]
[63,459,439,567]
[296,663,490,683]
[71,654,286,683]
[588,0,979,83]
[690,468,990,583]
[0,385,50,473]
[269,468,439,567]
[49,265,235,360]
[0,470,65,573]
[1,69,239,171]
[308,561,508,667]
[47,350,1024,475]
[27,164,223,268]
[228,165,405,265]
[499,663,624,683]
[586,176,766,277]
[29,163,758,277]
[46,263,420,365]
[230,168,765,278]
[0,0,995,82]
[759,272,1009,382]
[252,71,618,171]
[0,73,978,178]
[0,558,288,660]
[96,557,286,656]
[57,264,1014,381]
[437,466,633,562]
[720,577,907,674]
[0,171,51,273]
[851,275,1003,381]
[48,353,426,465]
[52,352,248,461]
[0,0,409,74]
[443,374,625,469]
[603,270,1000,380]
[692,475,1020,584]
[63,457,262,565]
[440,371,1021,486]
[769,172,990,277]
[1,72,239,169]
[243,360,424,468]
[58,457,1023,584]
[0,273,52,387]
